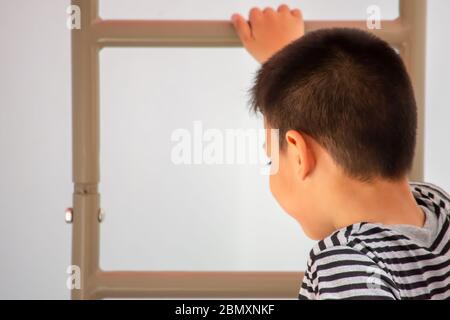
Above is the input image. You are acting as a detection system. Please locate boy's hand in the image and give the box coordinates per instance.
[231,5,304,64]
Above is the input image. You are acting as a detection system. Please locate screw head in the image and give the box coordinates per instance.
[65,208,73,223]
[98,208,105,223]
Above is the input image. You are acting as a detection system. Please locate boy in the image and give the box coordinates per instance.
[231,5,450,299]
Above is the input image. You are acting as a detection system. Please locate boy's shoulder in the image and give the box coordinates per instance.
[300,181,450,300]
[309,181,450,261]
[409,181,450,215]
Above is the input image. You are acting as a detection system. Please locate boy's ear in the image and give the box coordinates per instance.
[285,130,315,179]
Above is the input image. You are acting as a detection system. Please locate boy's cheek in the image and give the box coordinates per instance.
[268,174,279,201]
[269,172,283,206]
[269,166,296,215]
[269,164,317,238]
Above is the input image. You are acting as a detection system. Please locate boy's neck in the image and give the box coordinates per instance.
[327,175,425,232]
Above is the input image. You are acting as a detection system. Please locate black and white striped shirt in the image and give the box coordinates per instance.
[299,181,450,300]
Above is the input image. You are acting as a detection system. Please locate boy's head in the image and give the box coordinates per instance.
[251,28,417,239]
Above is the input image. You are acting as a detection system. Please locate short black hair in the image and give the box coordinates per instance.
[251,28,417,181]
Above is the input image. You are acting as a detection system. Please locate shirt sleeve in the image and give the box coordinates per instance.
[299,246,399,300]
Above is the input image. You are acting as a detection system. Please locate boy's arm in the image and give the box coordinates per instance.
[231,4,305,64]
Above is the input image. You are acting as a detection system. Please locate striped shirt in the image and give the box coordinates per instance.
[299,181,450,300]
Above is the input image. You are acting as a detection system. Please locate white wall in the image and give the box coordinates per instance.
[424,0,450,191]
[0,0,72,299]
[0,0,448,299]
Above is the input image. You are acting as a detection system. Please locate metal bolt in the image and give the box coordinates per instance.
[65,207,73,223]
[98,208,105,223]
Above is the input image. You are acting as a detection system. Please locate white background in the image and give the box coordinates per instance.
[0,0,449,299]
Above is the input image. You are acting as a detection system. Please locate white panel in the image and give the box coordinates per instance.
[424,0,450,192]
[100,0,399,21]
[99,47,315,271]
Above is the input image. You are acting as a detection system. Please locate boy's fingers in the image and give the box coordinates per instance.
[277,4,290,13]
[231,13,252,43]
[291,8,302,18]
[263,7,276,15]
[249,7,262,22]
